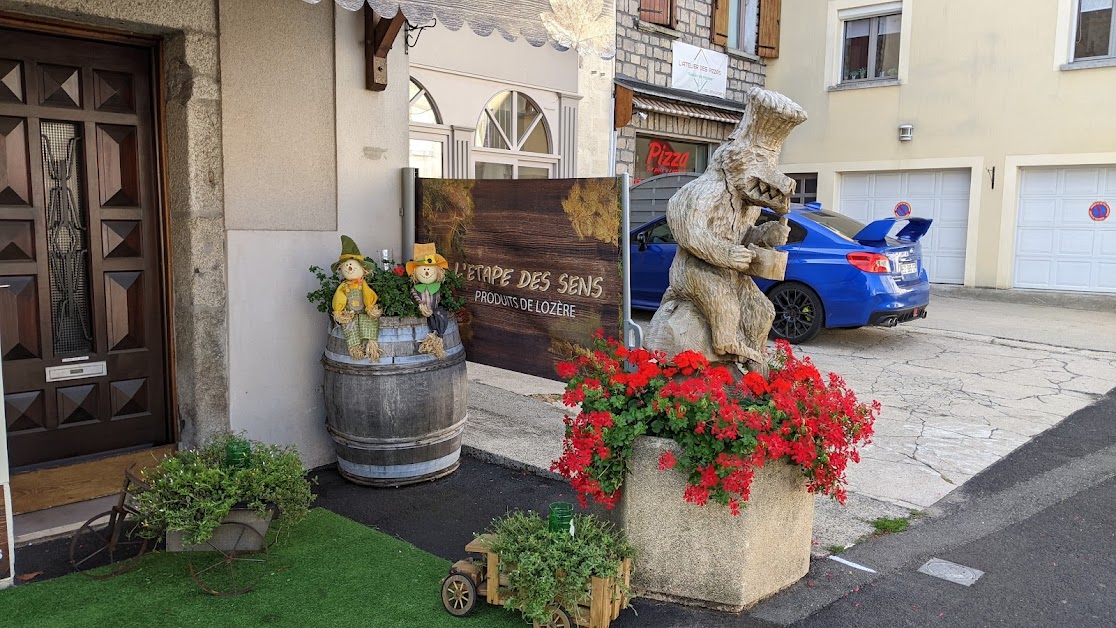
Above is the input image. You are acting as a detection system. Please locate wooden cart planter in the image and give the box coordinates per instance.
[440,534,632,628]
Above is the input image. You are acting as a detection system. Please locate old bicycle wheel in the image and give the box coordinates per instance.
[70,510,150,579]
[187,521,270,596]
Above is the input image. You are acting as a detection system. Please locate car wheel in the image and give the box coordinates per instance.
[768,282,824,344]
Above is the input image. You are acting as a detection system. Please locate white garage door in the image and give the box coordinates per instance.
[1014,166,1116,293]
[839,169,970,284]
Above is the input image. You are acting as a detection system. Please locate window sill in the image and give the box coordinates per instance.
[636,20,681,40]
[828,78,900,92]
[1060,57,1116,71]
[727,48,761,62]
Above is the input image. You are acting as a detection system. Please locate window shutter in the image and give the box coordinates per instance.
[711,0,730,46]
[757,0,781,58]
[639,0,674,27]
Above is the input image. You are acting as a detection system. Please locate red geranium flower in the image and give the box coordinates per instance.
[551,329,878,515]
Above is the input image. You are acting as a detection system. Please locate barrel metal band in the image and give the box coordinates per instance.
[322,348,466,376]
[327,415,468,451]
[337,450,460,480]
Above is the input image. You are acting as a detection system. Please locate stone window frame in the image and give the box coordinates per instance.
[823,0,912,91]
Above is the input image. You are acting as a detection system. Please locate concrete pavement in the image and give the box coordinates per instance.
[464,287,1116,553]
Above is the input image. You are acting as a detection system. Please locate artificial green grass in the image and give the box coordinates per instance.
[0,509,523,628]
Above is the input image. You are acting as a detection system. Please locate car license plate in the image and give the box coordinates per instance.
[900,262,917,275]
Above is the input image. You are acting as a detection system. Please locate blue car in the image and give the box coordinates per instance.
[631,203,932,344]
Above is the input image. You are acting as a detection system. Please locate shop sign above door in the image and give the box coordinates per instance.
[670,41,728,98]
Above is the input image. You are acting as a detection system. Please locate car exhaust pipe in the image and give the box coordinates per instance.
[879,316,898,328]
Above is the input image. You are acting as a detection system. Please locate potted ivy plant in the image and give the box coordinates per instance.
[134,434,314,551]
[441,510,633,626]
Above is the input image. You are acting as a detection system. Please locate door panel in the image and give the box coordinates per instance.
[0,28,168,469]
[1015,166,1116,293]
[840,169,970,284]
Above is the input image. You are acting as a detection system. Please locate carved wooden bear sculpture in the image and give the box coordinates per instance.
[649,87,807,370]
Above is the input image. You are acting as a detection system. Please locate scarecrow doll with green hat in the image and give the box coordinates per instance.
[407,242,450,358]
[332,235,382,361]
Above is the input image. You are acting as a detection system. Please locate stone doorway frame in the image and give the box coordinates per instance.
[0,2,231,451]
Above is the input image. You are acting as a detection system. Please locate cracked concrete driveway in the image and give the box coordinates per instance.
[796,292,1116,550]
[464,288,1115,554]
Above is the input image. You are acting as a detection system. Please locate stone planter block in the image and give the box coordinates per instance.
[618,437,814,612]
[166,508,273,553]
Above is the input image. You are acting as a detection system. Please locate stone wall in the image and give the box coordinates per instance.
[0,0,230,448]
[616,0,765,103]
[614,0,766,176]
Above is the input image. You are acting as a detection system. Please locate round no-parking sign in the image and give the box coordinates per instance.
[894,202,912,218]
[1089,201,1110,222]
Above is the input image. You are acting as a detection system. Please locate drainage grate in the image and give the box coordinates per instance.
[918,558,984,586]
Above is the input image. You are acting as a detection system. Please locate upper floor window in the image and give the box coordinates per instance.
[475,91,551,154]
[841,11,901,82]
[409,78,440,124]
[1075,0,1116,60]
[639,0,675,27]
[727,0,760,54]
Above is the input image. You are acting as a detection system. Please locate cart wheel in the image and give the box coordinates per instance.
[539,606,573,628]
[188,521,270,596]
[441,573,477,617]
[70,510,149,579]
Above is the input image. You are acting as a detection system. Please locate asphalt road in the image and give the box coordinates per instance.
[756,386,1116,628]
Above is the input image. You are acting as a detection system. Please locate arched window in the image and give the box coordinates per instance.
[473,91,555,179]
[409,78,446,178]
[409,78,441,124]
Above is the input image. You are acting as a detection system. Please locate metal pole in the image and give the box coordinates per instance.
[401,167,417,263]
[620,173,642,350]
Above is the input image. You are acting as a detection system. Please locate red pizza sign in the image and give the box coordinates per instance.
[645,139,691,175]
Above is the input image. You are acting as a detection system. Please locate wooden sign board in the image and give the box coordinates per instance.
[416,178,623,380]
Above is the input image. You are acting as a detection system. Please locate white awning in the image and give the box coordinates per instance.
[303,0,614,57]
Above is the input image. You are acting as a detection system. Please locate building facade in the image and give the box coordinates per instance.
[766,0,1116,293]
[0,0,593,520]
[614,0,778,183]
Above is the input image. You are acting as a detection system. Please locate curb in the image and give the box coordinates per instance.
[460,445,564,481]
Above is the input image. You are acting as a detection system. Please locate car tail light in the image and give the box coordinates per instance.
[847,252,891,273]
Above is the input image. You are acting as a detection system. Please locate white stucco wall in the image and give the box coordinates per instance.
[577,53,616,178]
[224,5,409,468]
[409,24,578,94]
[220,0,337,230]
[765,0,1116,287]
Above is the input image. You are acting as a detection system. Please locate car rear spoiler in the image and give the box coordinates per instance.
[853,217,933,244]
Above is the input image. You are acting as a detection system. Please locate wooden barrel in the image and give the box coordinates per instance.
[322,316,467,486]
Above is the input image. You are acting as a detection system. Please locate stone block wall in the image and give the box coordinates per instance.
[614,0,766,175]
[616,0,766,103]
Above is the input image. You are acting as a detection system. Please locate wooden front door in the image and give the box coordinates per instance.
[0,28,169,470]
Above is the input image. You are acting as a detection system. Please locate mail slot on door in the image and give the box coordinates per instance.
[45,361,107,382]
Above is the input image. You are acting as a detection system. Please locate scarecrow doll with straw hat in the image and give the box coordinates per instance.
[407,243,451,358]
[331,235,382,361]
